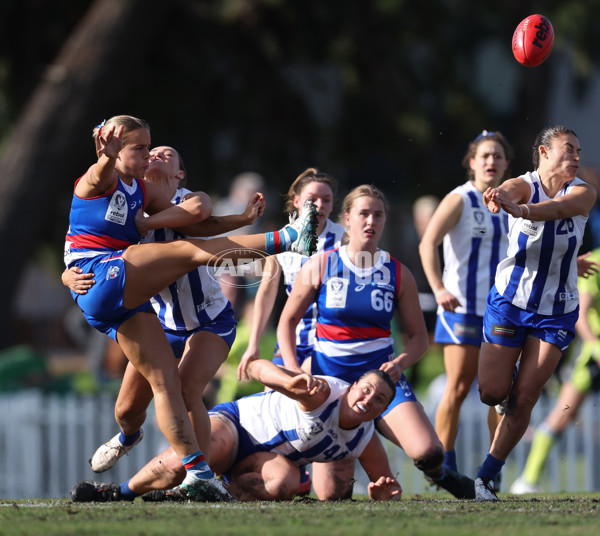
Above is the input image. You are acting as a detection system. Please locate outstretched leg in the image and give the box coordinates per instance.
[122,201,318,309]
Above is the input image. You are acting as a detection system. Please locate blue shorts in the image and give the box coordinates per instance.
[272,342,314,367]
[164,306,237,359]
[378,374,418,420]
[483,287,578,351]
[209,401,262,471]
[71,253,153,342]
[434,311,483,346]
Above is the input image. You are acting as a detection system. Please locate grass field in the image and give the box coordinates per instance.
[1,493,599,536]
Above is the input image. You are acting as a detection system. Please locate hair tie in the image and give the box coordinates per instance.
[474,130,497,142]
[96,119,106,138]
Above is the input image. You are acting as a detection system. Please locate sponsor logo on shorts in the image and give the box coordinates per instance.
[558,329,568,340]
[454,323,480,338]
[491,324,516,338]
[107,266,120,280]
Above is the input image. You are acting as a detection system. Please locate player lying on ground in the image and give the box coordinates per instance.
[71,360,402,502]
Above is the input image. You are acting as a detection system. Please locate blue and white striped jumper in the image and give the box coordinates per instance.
[143,187,232,331]
[210,375,374,466]
[441,181,509,316]
[494,171,587,315]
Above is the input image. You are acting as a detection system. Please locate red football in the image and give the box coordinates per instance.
[512,14,554,67]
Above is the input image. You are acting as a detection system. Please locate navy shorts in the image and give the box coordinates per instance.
[164,306,237,359]
[209,401,261,468]
[272,342,314,367]
[483,287,578,351]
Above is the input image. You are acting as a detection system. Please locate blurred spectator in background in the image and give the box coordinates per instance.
[211,171,268,311]
[211,171,273,401]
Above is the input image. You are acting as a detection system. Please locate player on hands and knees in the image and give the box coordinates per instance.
[71,362,402,502]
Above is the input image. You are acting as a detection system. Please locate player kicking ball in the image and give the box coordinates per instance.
[71,360,402,502]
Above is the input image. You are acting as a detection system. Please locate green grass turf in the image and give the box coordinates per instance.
[1,493,599,536]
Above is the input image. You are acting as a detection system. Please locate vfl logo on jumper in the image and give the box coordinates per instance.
[297,422,324,443]
[105,191,128,225]
[326,277,348,308]
[106,266,120,280]
[471,209,488,237]
[491,324,517,338]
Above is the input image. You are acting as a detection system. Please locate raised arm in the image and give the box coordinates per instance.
[238,256,282,381]
[358,433,402,501]
[248,359,329,411]
[277,256,322,374]
[519,181,596,220]
[74,125,123,198]
[484,178,596,220]
[418,193,463,312]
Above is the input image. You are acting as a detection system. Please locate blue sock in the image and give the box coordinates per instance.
[118,430,141,447]
[119,480,140,501]
[443,450,457,472]
[182,450,213,479]
[477,453,505,481]
[265,227,298,255]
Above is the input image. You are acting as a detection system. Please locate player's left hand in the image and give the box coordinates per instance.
[134,209,150,237]
[367,476,402,501]
[243,193,266,224]
[287,373,327,396]
[379,361,402,383]
[483,187,502,214]
[97,125,123,159]
[63,266,95,294]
